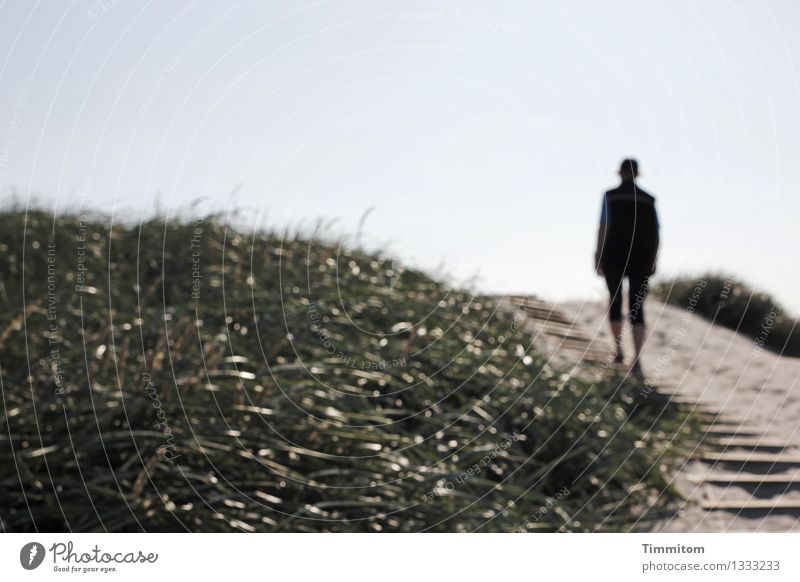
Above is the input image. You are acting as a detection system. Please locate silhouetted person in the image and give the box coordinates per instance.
[594,159,659,376]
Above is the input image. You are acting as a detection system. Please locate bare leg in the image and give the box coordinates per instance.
[610,320,623,362]
[632,324,646,363]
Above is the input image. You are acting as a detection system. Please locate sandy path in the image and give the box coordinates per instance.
[561,300,800,532]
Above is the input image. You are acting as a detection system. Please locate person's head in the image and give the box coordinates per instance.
[618,158,639,182]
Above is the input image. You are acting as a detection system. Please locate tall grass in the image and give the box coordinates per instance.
[652,275,799,357]
[0,209,697,532]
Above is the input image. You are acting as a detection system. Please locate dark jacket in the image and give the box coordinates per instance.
[598,180,659,273]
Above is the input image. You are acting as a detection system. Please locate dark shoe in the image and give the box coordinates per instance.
[630,360,644,378]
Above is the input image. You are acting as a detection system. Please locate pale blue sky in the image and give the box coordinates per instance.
[1,1,798,311]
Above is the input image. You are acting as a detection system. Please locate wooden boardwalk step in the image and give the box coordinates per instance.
[694,410,734,418]
[666,396,708,404]
[693,414,742,426]
[712,437,796,450]
[699,452,800,464]
[555,340,608,356]
[538,330,594,343]
[701,426,763,436]
[665,397,716,408]
[671,402,716,413]
[697,417,760,429]
[688,473,800,484]
[701,499,800,511]
[533,318,580,328]
[519,309,573,326]
[541,329,594,342]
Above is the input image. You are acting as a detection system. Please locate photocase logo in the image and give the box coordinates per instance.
[20,542,46,570]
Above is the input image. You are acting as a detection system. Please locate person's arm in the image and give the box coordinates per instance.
[595,194,608,275]
[648,204,660,275]
[595,223,606,275]
[650,224,660,275]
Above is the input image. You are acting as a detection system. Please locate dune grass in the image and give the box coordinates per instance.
[0,209,698,532]
[652,275,799,357]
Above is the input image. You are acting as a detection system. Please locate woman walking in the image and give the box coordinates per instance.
[594,159,660,376]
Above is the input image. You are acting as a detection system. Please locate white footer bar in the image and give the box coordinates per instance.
[2,533,798,581]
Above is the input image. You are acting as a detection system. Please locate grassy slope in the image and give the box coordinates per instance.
[0,210,696,532]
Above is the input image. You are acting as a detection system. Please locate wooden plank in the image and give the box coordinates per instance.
[529,314,582,329]
[528,316,576,328]
[545,348,604,359]
[670,401,717,412]
[535,323,591,338]
[517,304,575,325]
[521,303,569,313]
[520,309,573,326]
[712,437,795,450]
[699,452,800,464]
[692,414,742,426]
[555,345,609,358]
[551,338,597,349]
[543,330,595,343]
[517,299,562,310]
[527,321,588,338]
[701,499,800,511]
[693,410,730,418]
[701,426,762,436]
[688,473,800,484]
[664,395,713,405]
[694,414,750,426]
